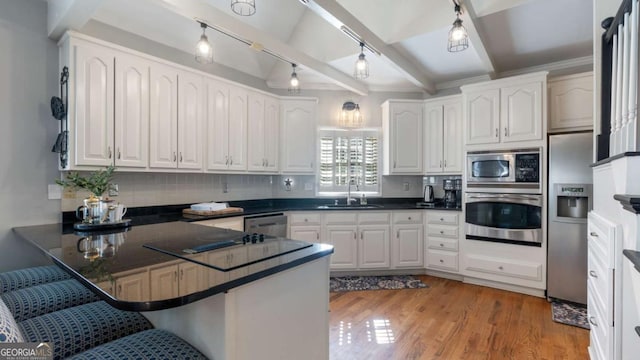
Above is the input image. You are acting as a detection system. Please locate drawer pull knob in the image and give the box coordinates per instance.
[304,219,308,222]
[440,218,444,221]
[439,259,444,263]
[440,243,444,247]
[590,232,598,237]
[408,217,412,220]
[589,270,598,278]
[440,230,444,234]
[498,266,504,270]
[589,317,598,327]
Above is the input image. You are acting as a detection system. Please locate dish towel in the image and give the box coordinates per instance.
[190,202,228,211]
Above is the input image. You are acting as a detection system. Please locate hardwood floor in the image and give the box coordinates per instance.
[329,275,589,360]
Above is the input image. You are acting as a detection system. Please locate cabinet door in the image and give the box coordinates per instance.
[549,75,593,132]
[228,86,248,171]
[177,71,204,170]
[424,104,444,173]
[74,43,114,166]
[178,257,207,296]
[149,265,179,300]
[247,93,266,171]
[114,53,149,168]
[393,225,423,268]
[501,82,542,143]
[326,225,358,269]
[263,97,280,171]
[115,271,149,302]
[290,226,321,243]
[359,225,390,269]
[389,103,423,173]
[281,100,316,173]
[442,100,462,173]
[149,63,178,169]
[207,251,229,287]
[205,78,230,170]
[465,89,500,145]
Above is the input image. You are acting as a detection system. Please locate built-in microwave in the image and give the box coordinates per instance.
[466,148,541,193]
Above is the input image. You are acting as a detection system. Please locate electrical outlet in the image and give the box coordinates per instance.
[108,184,119,196]
[304,182,313,191]
[48,184,62,200]
[403,182,410,191]
[222,182,228,193]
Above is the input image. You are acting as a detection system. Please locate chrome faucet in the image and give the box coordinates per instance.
[347,177,359,205]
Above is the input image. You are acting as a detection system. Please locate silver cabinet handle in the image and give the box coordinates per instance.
[180,269,184,280]
[589,270,598,278]
[590,232,598,237]
[589,317,598,327]
[440,243,444,247]
[495,128,498,137]
[397,230,400,238]
[174,271,178,281]
[353,231,356,240]
[179,152,183,162]
[440,160,442,168]
[117,148,121,159]
[173,152,177,162]
[316,232,319,240]
[360,232,363,240]
[225,155,229,165]
[108,146,112,159]
[504,127,508,137]
[117,284,122,295]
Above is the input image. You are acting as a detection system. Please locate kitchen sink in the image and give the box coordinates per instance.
[316,204,384,209]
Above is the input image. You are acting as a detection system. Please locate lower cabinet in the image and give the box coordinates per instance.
[325,225,359,269]
[208,247,248,287]
[392,211,423,268]
[149,255,208,300]
[195,216,244,231]
[425,211,459,273]
[114,271,150,302]
[359,225,390,269]
[288,212,322,243]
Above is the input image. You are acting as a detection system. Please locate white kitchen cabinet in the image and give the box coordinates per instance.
[177,71,205,170]
[326,225,358,269]
[115,271,149,302]
[280,98,317,173]
[391,211,423,268]
[621,253,640,359]
[548,72,593,133]
[288,213,322,243]
[114,52,149,168]
[358,225,390,268]
[178,256,208,295]
[72,40,115,167]
[149,62,179,169]
[462,72,546,147]
[382,100,423,174]
[248,92,279,172]
[207,248,249,287]
[205,79,247,171]
[424,96,462,174]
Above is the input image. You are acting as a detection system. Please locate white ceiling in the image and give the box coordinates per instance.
[56,0,594,95]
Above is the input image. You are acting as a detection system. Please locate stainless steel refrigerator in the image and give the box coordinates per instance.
[547,132,593,304]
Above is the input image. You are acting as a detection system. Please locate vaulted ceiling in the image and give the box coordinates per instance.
[47,0,594,95]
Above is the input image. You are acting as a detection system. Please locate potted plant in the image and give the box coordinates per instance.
[56,165,116,198]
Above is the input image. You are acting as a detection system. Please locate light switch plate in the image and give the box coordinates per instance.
[304,183,313,191]
[48,184,62,200]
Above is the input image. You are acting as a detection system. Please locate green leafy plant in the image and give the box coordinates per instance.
[56,165,116,197]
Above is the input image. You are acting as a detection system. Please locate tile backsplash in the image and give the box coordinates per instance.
[60,172,427,211]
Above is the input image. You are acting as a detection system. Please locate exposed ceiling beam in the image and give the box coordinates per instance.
[306,0,437,94]
[460,0,496,78]
[155,0,369,96]
[47,0,103,40]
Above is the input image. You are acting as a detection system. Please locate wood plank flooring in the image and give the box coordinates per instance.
[329,275,589,360]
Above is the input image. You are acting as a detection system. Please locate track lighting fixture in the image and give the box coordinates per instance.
[195,22,214,63]
[289,64,300,94]
[447,1,469,52]
[354,42,369,80]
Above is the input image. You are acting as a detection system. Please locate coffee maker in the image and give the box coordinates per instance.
[443,179,462,208]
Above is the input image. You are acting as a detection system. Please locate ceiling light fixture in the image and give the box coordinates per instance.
[231,0,256,16]
[195,22,214,64]
[339,101,363,128]
[354,42,369,80]
[289,64,300,95]
[447,0,469,52]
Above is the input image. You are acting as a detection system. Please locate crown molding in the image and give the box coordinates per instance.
[497,56,593,78]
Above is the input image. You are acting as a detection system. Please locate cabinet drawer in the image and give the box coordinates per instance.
[392,211,422,224]
[588,284,612,360]
[427,224,458,239]
[289,213,321,226]
[358,212,390,225]
[325,212,358,225]
[426,212,458,225]
[464,253,542,281]
[427,237,458,251]
[427,250,458,271]
[588,245,613,324]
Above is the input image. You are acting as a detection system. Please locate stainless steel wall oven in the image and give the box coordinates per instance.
[465,193,542,247]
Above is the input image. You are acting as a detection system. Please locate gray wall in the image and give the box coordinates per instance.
[0,0,61,271]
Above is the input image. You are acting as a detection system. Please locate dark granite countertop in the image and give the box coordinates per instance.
[62,197,462,227]
[623,249,640,273]
[13,222,333,312]
[614,194,640,214]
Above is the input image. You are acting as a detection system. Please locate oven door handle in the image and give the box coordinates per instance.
[466,193,542,206]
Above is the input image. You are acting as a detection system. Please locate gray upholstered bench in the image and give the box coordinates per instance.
[0,265,70,293]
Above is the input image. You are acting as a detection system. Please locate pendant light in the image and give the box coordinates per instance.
[339,101,363,128]
[447,1,469,52]
[288,64,300,94]
[353,42,369,80]
[195,22,214,63]
[231,0,256,16]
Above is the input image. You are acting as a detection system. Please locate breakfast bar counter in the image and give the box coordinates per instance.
[13,222,334,360]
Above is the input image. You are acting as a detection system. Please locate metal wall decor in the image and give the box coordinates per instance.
[51,66,69,168]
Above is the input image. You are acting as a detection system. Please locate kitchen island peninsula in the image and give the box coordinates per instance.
[13,221,333,360]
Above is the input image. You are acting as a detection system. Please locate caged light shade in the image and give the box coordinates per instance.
[288,64,300,95]
[231,0,256,16]
[353,42,369,80]
[195,22,214,63]
[447,2,469,52]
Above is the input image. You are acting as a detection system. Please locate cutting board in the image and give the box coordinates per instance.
[182,207,244,217]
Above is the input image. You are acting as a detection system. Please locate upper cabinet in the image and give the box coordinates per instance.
[462,72,546,148]
[248,92,279,172]
[424,96,462,174]
[548,72,593,133]
[382,101,424,175]
[280,98,317,174]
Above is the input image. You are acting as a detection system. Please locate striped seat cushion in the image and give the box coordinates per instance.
[18,301,153,360]
[1,279,99,322]
[0,265,69,293]
[0,298,24,343]
[67,329,208,360]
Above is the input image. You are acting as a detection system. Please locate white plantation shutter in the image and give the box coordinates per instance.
[318,129,380,193]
